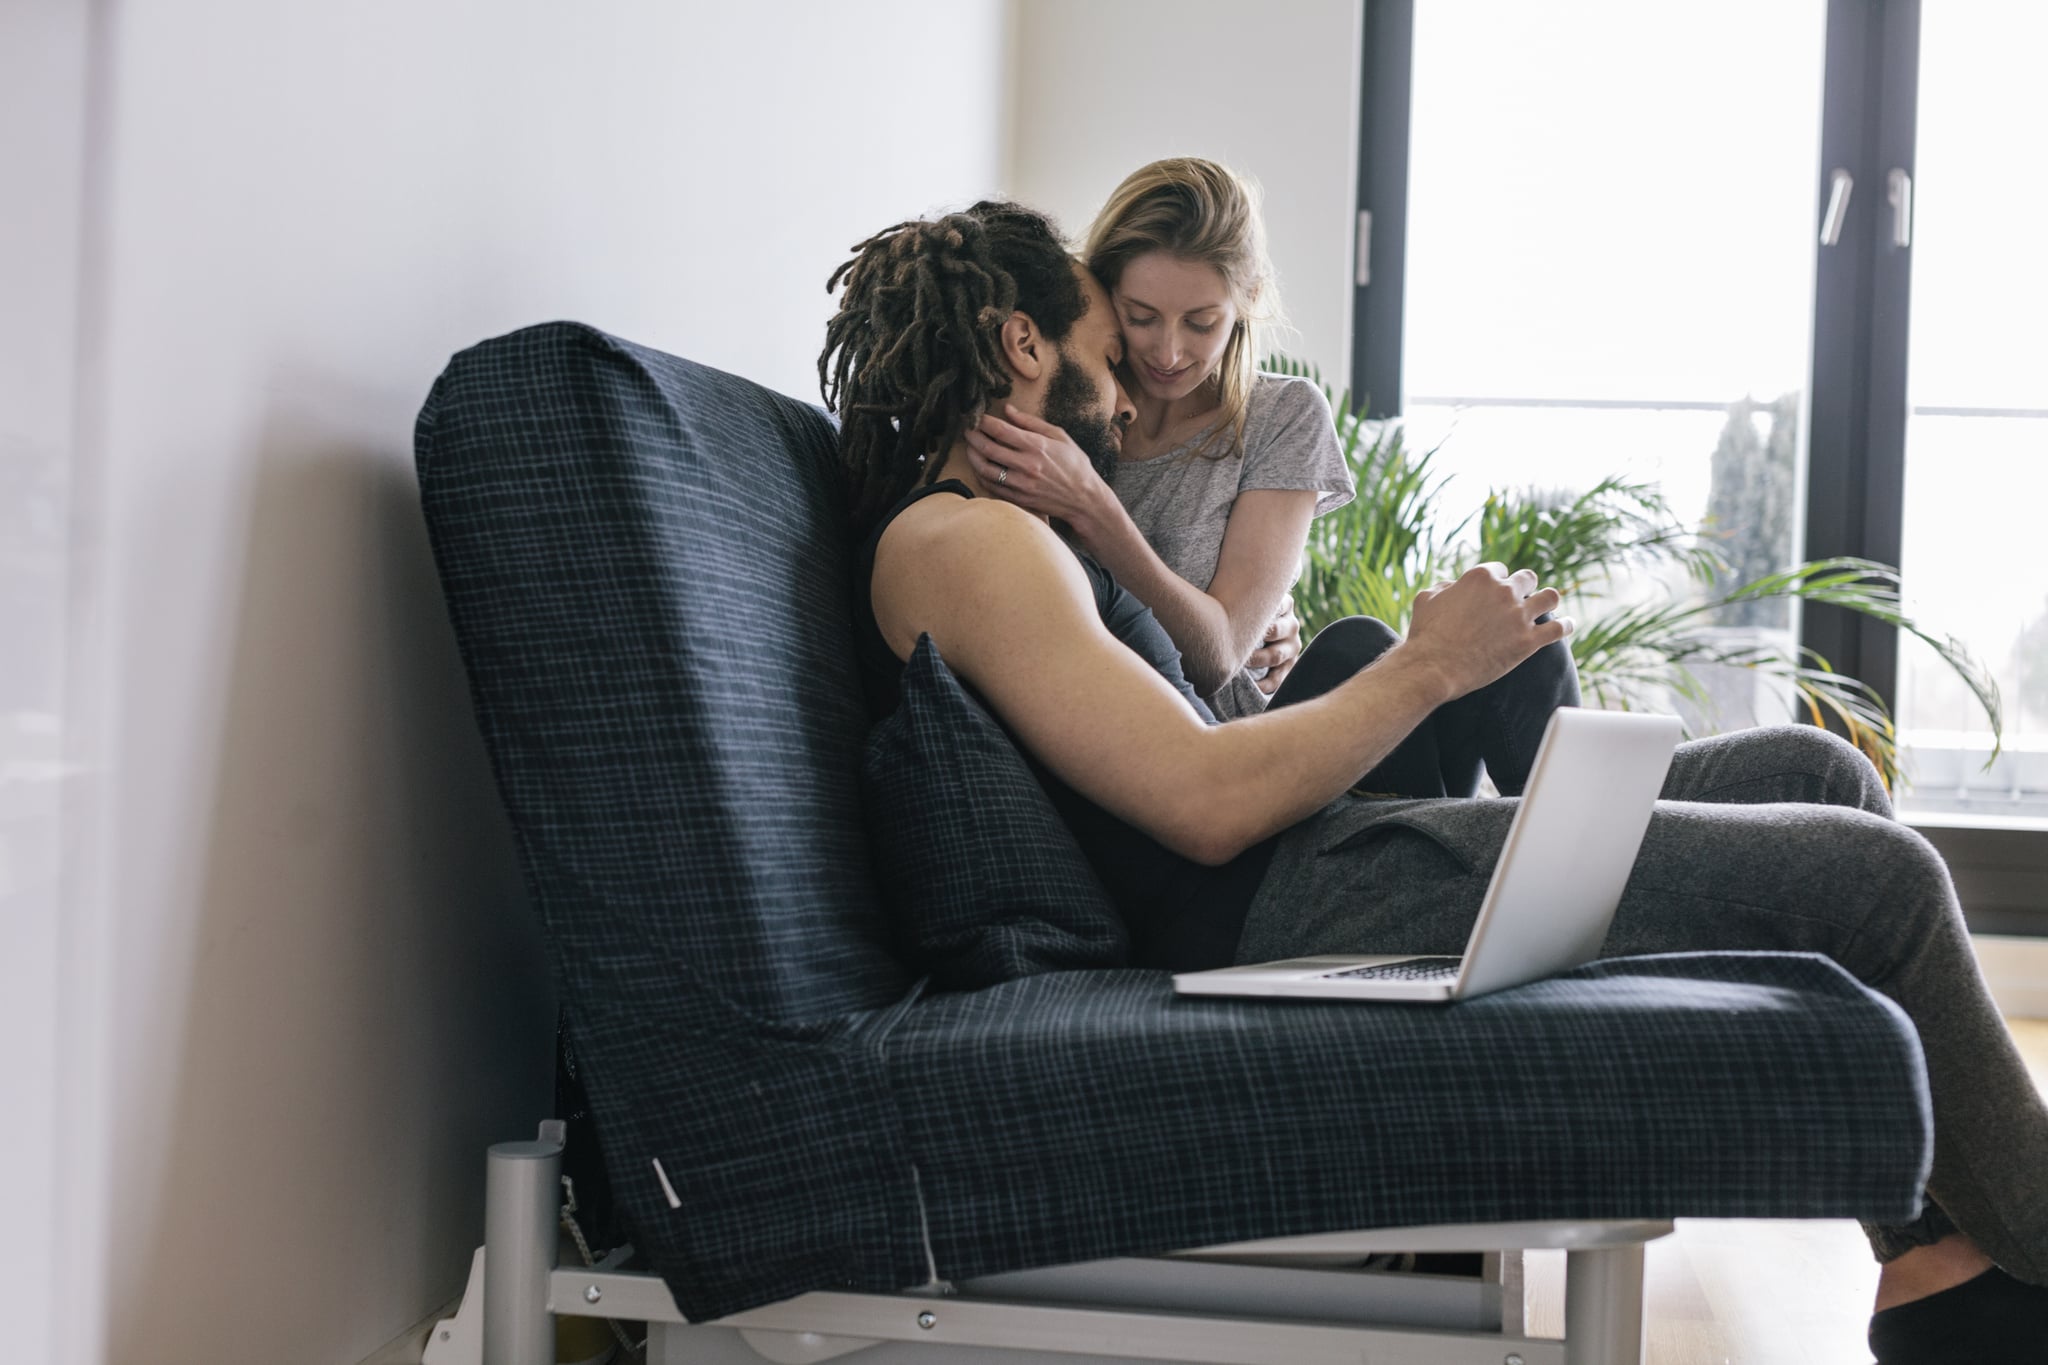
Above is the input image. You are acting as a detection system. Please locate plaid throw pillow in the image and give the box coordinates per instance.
[861,636,1127,990]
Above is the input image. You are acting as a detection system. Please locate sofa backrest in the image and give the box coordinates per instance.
[416,322,912,1023]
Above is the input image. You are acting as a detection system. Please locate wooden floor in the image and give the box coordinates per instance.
[1520,1018,2048,1363]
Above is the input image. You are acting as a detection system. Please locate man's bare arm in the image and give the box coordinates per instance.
[873,496,1565,865]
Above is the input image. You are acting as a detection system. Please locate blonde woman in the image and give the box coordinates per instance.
[964,157,1340,719]
[964,157,1577,797]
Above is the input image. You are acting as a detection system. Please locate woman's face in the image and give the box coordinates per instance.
[1112,251,1239,404]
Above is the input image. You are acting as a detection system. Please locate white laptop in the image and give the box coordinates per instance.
[1173,706,1683,1004]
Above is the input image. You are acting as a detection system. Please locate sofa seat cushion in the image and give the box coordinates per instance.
[612,950,1929,1320]
[880,952,1930,1289]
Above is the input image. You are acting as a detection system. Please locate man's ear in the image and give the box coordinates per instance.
[998,311,1049,383]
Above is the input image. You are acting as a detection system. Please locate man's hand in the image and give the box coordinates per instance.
[1403,563,1571,701]
[962,405,1115,538]
[1249,594,1301,694]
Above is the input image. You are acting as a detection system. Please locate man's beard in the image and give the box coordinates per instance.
[1043,349,1123,484]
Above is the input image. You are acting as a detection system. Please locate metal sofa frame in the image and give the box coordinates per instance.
[423,1123,1673,1365]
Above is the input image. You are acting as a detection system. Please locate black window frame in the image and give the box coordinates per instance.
[1803,0,1919,711]
[1351,0,1412,423]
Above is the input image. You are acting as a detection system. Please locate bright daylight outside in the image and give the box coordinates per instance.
[1392,0,2046,822]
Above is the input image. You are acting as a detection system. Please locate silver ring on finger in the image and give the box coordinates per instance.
[996,466,1009,487]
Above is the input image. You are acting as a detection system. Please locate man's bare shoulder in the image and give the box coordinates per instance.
[871,490,1096,665]
[877,491,1085,598]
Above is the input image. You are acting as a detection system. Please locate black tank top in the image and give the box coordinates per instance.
[854,479,1275,972]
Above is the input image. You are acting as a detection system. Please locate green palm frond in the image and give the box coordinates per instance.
[1470,478,1725,597]
[1713,557,2002,759]
[1273,357,1466,634]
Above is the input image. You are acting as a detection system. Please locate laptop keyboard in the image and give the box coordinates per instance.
[1322,957,1464,983]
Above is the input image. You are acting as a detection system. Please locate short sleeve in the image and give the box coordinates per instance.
[1238,376,1356,516]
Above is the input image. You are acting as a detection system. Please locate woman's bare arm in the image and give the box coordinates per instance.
[1066,487,1312,697]
[873,494,1565,865]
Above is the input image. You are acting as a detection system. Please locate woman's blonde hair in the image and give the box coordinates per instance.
[1082,157,1282,460]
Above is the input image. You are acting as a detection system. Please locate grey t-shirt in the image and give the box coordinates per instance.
[1112,374,1355,721]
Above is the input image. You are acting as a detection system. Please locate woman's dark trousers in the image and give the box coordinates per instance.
[1268,614,1580,797]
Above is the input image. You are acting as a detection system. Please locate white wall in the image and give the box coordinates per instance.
[2,5,97,1363]
[1006,0,1363,381]
[8,3,1009,1363]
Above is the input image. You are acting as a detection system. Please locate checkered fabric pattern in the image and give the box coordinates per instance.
[861,635,1127,991]
[888,953,1931,1282]
[416,322,1932,1323]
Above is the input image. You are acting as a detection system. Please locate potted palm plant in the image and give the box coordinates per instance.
[1270,358,2001,791]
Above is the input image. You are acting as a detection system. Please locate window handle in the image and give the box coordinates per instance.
[1888,168,1914,248]
[1820,169,1854,246]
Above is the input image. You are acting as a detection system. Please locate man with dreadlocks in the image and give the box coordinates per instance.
[829,201,1583,895]
[823,199,2048,1362]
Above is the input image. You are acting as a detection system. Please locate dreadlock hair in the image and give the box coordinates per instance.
[820,200,1087,529]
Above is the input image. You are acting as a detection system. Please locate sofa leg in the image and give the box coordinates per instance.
[1563,1244,1647,1365]
[484,1134,564,1365]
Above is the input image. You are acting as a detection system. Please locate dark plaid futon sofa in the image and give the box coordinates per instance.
[414,321,1933,1323]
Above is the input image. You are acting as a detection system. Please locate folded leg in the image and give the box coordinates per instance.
[1270,615,1580,797]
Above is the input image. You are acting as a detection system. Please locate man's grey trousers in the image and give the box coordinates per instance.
[1237,723,2048,1283]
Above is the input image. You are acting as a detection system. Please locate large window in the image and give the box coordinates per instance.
[1352,0,2045,918]
[1402,0,1824,735]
